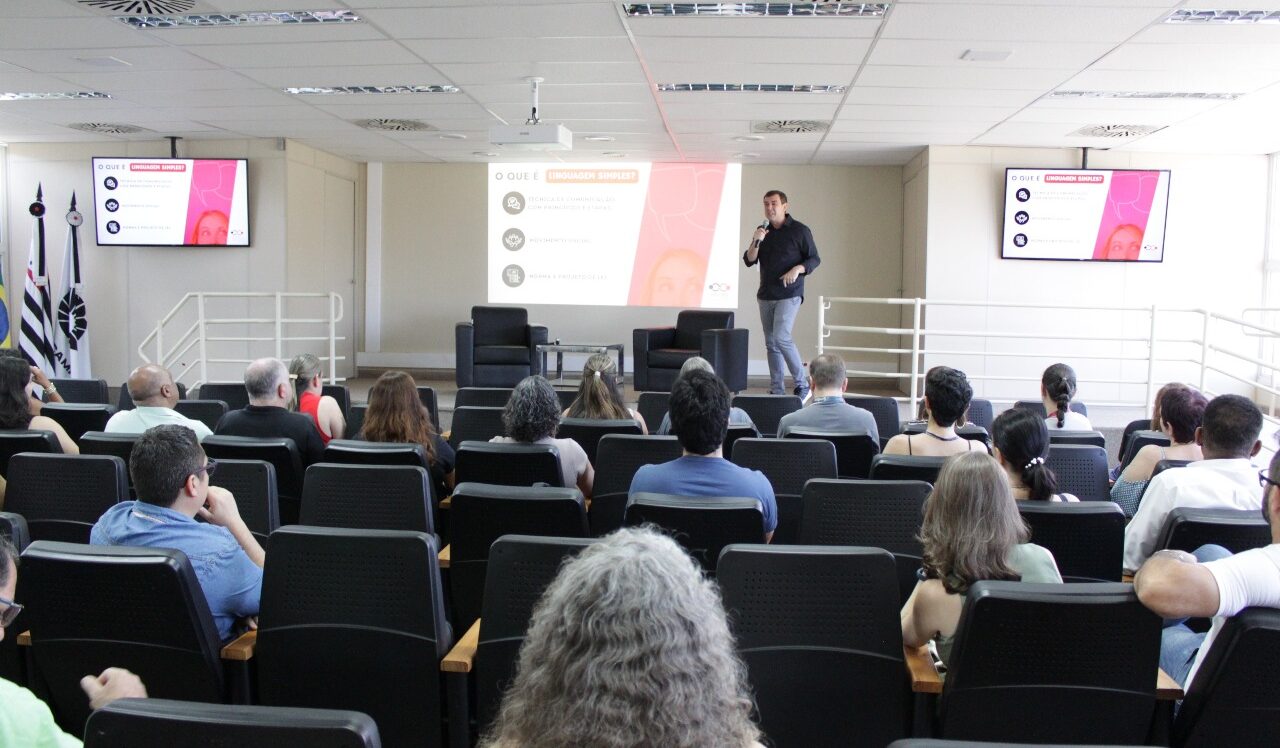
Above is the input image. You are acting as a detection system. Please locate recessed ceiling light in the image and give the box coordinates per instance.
[733,135,765,142]
[625,3,888,17]
[1050,90,1242,100]
[582,135,615,142]
[960,49,1012,62]
[1166,9,1280,24]
[0,91,112,101]
[438,133,467,140]
[116,9,360,29]
[285,85,460,95]
[658,83,846,94]
[733,152,761,159]
[601,151,628,158]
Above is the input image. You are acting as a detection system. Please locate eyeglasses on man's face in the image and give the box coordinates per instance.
[1259,470,1280,491]
[192,458,219,481]
[0,595,23,628]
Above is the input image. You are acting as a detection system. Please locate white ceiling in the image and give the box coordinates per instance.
[1,0,1279,164]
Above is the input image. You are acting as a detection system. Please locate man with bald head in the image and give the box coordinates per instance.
[106,364,211,440]
[213,357,324,465]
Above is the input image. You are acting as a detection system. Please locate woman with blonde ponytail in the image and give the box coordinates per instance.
[288,353,345,444]
[563,353,648,434]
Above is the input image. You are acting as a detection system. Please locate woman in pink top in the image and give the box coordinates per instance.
[288,353,345,445]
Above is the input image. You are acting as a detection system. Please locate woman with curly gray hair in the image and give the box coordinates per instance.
[489,375,594,496]
[481,527,764,748]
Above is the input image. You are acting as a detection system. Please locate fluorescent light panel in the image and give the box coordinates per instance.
[1050,90,1242,100]
[0,91,112,101]
[118,10,359,29]
[625,3,887,17]
[285,85,460,95]
[658,83,846,93]
[1166,9,1280,24]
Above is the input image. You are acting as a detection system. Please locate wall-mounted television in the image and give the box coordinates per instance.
[1001,168,1170,262]
[91,157,250,247]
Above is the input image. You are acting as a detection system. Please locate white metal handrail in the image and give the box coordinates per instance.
[139,292,346,388]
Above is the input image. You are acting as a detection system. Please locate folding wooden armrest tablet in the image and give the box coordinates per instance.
[441,619,481,674]
[438,544,450,568]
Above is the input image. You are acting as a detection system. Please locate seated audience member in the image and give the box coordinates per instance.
[1123,394,1264,574]
[0,349,63,414]
[491,375,593,496]
[106,364,211,441]
[1111,385,1207,517]
[563,352,647,434]
[359,370,454,499]
[883,366,978,457]
[776,353,879,443]
[213,358,325,465]
[1042,362,1092,431]
[91,425,264,641]
[655,357,756,436]
[288,353,345,445]
[991,407,1077,502]
[1134,449,1280,687]
[0,537,149,746]
[630,369,777,541]
[1112,382,1190,481]
[901,451,1063,667]
[0,357,77,454]
[479,527,763,748]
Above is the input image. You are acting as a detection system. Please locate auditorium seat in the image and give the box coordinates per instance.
[208,459,278,546]
[454,441,562,488]
[555,417,642,466]
[624,493,763,573]
[442,535,594,744]
[869,454,946,484]
[447,406,506,450]
[633,310,747,393]
[0,512,29,551]
[636,391,670,432]
[1045,444,1109,501]
[843,395,901,449]
[0,429,62,477]
[590,434,683,535]
[50,376,109,404]
[79,431,139,487]
[731,437,837,544]
[322,439,430,470]
[964,398,994,431]
[1018,501,1125,583]
[719,545,908,748]
[301,463,436,536]
[320,384,350,419]
[722,422,760,456]
[201,436,303,524]
[418,385,441,430]
[797,478,930,603]
[1047,429,1106,449]
[454,387,514,409]
[731,393,802,437]
[785,429,880,479]
[196,383,250,412]
[5,453,127,543]
[345,403,367,436]
[173,399,228,431]
[1014,400,1089,418]
[901,421,990,449]
[39,402,115,442]
[1156,507,1271,555]
[455,305,548,388]
[1117,429,1171,474]
[84,699,382,748]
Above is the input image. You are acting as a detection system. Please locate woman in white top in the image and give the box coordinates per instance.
[1041,362,1092,430]
[992,407,1078,502]
[884,366,984,457]
[562,352,647,434]
[492,375,594,497]
[0,357,77,454]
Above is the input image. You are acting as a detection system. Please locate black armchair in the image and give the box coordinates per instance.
[633,310,748,392]
[455,305,548,388]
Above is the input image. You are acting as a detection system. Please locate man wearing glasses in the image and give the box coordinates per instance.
[0,537,148,744]
[1134,449,1280,687]
[91,425,264,641]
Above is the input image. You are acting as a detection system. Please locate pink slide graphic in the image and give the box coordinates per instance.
[1091,171,1160,261]
[183,160,239,246]
[627,163,728,307]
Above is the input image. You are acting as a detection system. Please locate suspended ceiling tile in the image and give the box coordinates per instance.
[627,16,883,40]
[403,37,635,64]
[185,40,421,68]
[637,36,872,65]
[880,3,1167,43]
[359,5,626,39]
[858,65,1074,90]
[430,61,645,85]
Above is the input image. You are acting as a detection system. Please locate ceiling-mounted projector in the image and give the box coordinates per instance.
[489,76,574,151]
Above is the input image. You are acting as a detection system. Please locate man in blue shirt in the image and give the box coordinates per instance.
[630,369,777,541]
[776,353,879,443]
[91,425,264,641]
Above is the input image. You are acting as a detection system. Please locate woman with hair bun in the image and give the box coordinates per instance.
[1110,385,1207,517]
[1041,363,1091,430]
[991,407,1077,502]
[563,353,647,434]
[884,366,981,457]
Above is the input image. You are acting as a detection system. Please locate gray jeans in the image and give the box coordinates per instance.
[759,296,805,395]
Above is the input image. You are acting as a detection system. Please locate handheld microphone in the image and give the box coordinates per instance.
[751,220,768,247]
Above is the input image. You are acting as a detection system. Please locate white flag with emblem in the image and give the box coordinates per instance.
[55,192,90,377]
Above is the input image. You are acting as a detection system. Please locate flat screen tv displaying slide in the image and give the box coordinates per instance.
[487,162,742,307]
[1001,168,1170,262]
[91,157,250,247]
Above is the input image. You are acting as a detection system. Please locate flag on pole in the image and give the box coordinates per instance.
[19,184,58,374]
[0,249,11,349]
[55,193,90,377]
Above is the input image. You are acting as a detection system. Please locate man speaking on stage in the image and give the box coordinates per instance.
[743,189,821,400]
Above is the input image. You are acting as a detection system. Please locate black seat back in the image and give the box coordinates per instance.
[1045,444,1109,501]
[591,434,683,535]
[417,386,440,431]
[1015,400,1088,417]
[731,394,802,437]
[209,459,278,546]
[843,395,901,448]
[196,383,250,412]
[798,478,931,604]
[301,463,435,535]
[257,526,451,748]
[474,535,595,731]
[555,417,642,466]
[869,454,947,484]
[731,437,837,544]
[85,699,383,748]
[636,391,670,432]
[22,542,225,734]
[785,429,880,479]
[1018,501,1125,583]
[900,422,991,448]
[320,384,350,419]
[454,387,514,409]
[0,512,30,551]
[6,453,128,543]
[322,439,430,470]
[0,429,61,476]
[722,422,760,456]
[1118,429,1171,473]
[448,406,506,450]
[1173,606,1280,748]
[1047,430,1106,449]
[78,432,138,485]
[1157,507,1272,555]
[719,545,908,748]
[940,582,1159,745]
[346,403,368,436]
[624,493,763,572]
[450,483,589,628]
[39,402,115,442]
[964,399,994,430]
[1152,458,1192,480]
[173,399,228,431]
[50,377,109,404]
[202,436,304,525]
[455,441,563,488]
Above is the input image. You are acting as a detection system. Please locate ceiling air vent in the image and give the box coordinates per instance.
[752,120,830,133]
[1068,124,1164,138]
[68,122,151,135]
[355,118,436,132]
[78,0,201,13]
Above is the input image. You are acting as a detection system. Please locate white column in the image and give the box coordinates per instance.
[363,162,383,354]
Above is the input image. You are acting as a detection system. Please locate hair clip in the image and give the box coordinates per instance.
[1024,456,1045,469]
